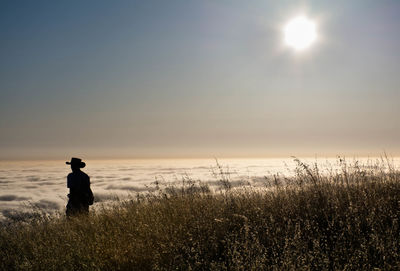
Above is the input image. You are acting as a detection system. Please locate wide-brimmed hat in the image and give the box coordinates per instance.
[66,157,86,168]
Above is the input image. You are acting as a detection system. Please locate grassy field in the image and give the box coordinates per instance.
[1,158,400,270]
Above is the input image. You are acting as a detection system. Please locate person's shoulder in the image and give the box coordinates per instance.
[80,171,89,178]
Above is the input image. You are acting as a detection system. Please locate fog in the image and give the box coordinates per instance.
[1,157,398,220]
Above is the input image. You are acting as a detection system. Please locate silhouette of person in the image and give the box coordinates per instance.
[66,158,93,217]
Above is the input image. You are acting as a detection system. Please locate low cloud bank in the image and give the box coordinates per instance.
[0,195,31,201]
[105,184,153,192]
[33,200,61,210]
[2,158,385,220]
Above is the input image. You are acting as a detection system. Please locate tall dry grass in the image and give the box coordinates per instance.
[1,158,400,270]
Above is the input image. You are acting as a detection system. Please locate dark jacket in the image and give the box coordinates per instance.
[67,170,93,206]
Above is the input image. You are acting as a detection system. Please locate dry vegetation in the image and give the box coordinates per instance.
[1,158,400,270]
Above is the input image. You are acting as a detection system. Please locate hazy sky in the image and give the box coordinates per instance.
[1,0,400,159]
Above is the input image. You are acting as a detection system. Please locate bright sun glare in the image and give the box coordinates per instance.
[284,16,317,50]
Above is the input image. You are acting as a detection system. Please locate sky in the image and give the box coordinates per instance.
[1,0,400,160]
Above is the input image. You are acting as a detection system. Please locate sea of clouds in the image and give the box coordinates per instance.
[0,157,398,221]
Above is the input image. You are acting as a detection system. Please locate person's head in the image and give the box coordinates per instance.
[66,157,86,172]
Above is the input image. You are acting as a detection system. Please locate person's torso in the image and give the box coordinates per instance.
[67,171,89,190]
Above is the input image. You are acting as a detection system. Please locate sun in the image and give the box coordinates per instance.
[284,16,317,50]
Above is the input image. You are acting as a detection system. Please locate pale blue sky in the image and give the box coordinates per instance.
[1,0,400,159]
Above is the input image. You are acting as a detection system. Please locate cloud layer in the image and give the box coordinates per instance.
[1,158,397,220]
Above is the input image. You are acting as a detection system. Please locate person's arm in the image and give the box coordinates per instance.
[67,174,80,197]
[67,174,72,188]
[85,174,94,205]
